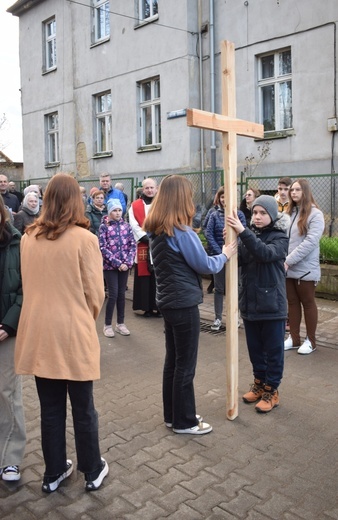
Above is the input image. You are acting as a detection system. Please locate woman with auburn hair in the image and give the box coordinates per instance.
[284,178,325,355]
[143,175,237,435]
[15,173,109,493]
[239,187,261,227]
[0,196,26,482]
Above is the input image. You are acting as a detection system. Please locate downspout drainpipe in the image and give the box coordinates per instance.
[209,0,217,194]
[198,0,205,175]
[329,22,337,237]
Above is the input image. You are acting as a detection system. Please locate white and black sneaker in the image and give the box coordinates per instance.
[85,458,109,491]
[42,460,73,493]
[2,465,21,481]
[211,319,222,331]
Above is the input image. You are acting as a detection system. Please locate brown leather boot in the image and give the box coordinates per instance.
[255,385,279,413]
[242,379,265,403]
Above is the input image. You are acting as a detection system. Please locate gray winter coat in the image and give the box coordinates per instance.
[286,205,324,282]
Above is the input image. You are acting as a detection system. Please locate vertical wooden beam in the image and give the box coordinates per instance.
[221,40,239,420]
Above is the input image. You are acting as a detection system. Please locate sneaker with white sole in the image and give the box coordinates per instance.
[173,422,213,435]
[165,414,203,428]
[2,465,21,481]
[284,334,298,351]
[42,460,73,493]
[115,323,130,336]
[211,319,222,331]
[103,325,115,338]
[298,337,316,355]
[85,458,109,491]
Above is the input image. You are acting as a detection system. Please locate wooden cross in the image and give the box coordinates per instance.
[187,40,264,420]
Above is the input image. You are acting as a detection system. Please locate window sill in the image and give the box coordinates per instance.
[92,152,113,159]
[42,66,57,76]
[90,36,110,49]
[137,145,162,153]
[134,14,159,30]
[45,162,60,168]
[255,129,294,141]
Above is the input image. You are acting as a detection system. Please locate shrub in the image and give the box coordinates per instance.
[320,237,338,264]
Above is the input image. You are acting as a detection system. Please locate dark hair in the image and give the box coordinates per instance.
[278,176,292,186]
[26,173,90,240]
[143,175,195,236]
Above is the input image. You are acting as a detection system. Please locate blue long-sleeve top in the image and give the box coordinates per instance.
[166,226,227,275]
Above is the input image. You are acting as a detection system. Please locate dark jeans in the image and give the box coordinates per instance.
[243,319,285,390]
[104,269,129,325]
[161,306,200,429]
[35,377,102,477]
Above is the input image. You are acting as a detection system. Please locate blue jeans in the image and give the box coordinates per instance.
[161,306,200,429]
[35,377,102,477]
[243,319,285,389]
[104,269,129,325]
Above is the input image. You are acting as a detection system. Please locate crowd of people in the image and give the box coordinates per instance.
[0,171,325,491]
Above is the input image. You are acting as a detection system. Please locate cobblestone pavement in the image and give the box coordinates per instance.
[1,275,337,519]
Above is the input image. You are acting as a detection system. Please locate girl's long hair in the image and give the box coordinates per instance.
[0,195,10,241]
[286,178,319,235]
[26,173,90,240]
[143,175,196,236]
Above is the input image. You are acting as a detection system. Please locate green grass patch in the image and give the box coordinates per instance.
[320,237,338,264]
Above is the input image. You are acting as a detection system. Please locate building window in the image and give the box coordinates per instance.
[139,0,158,22]
[45,112,59,164]
[95,92,112,154]
[43,17,56,72]
[138,77,161,148]
[92,0,110,43]
[258,48,292,133]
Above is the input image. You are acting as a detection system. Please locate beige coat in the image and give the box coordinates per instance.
[15,226,105,381]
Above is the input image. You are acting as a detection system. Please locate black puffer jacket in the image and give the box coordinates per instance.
[151,233,203,309]
[0,223,22,335]
[238,213,289,321]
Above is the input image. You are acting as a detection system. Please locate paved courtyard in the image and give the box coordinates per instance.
[0,276,337,519]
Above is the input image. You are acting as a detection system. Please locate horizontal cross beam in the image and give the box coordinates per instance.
[186,108,264,139]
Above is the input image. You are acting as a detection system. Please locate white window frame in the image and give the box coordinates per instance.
[43,17,56,72]
[45,112,59,165]
[138,77,161,149]
[95,91,112,154]
[92,0,110,44]
[257,48,293,134]
[138,0,158,22]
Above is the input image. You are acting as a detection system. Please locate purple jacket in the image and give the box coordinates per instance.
[99,216,136,270]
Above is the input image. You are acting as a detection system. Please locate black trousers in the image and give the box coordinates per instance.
[35,377,102,477]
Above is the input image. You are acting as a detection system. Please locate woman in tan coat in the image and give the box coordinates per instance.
[15,173,108,493]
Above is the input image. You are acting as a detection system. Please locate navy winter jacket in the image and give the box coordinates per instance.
[237,212,290,321]
[206,207,246,255]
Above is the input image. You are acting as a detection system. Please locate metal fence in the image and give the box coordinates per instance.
[21,171,338,261]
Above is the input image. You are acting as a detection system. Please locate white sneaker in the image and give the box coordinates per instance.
[103,325,115,338]
[298,337,316,355]
[115,323,130,336]
[211,319,222,331]
[173,422,213,435]
[284,335,297,350]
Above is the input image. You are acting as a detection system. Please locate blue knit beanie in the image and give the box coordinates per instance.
[107,198,122,214]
